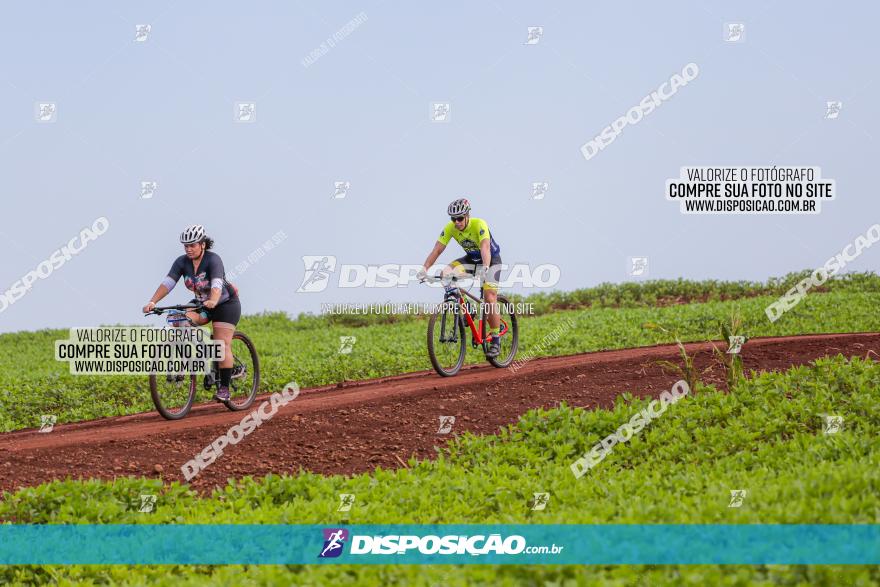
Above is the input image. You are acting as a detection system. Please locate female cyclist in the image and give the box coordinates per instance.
[142,224,241,402]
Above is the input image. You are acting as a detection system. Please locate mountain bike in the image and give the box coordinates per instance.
[421,274,518,376]
[144,303,260,420]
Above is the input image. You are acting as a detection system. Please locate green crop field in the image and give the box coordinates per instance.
[1,274,879,432]
[2,355,878,585]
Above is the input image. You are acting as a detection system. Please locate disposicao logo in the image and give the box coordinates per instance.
[318,531,533,557]
[319,528,349,558]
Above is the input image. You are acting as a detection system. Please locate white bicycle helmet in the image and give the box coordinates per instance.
[180,224,206,244]
[447,198,471,217]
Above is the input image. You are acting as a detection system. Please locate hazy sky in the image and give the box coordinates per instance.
[1,1,877,333]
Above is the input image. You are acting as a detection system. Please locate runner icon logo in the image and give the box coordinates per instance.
[437,415,456,434]
[824,101,842,119]
[727,336,746,354]
[524,26,543,45]
[431,102,450,122]
[298,256,338,292]
[338,494,355,512]
[725,23,745,42]
[333,181,351,199]
[319,528,349,558]
[628,256,648,277]
[140,181,157,199]
[728,489,747,508]
[531,493,550,511]
[822,415,843,434]
[338,336,356,354]
[39,414,57,433]
[139,494,157,513]
[531,182,549,200]
[134,24,151,42]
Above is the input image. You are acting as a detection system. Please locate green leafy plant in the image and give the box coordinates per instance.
[711,310,750,389]
[643,321,710,391]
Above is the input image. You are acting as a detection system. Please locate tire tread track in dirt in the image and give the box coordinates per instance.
[0,333,876,494]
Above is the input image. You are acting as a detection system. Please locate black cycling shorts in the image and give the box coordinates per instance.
[191,296,241,327]
[209,297,241,326]
[450,255,503,290]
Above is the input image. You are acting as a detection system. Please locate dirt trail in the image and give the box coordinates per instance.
[0,333,876,494]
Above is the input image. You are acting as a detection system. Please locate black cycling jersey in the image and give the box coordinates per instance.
[163,251,235,305]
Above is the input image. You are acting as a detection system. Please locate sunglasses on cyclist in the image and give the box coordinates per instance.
[451,216,467,222]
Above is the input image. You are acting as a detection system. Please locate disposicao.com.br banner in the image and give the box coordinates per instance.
[0,525,877,565]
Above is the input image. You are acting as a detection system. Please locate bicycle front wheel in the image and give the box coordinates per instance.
[150,373,197,420]
[427,301,466,376]
[225,331,260,411]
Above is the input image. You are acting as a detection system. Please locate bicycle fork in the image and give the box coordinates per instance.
[439,307,459,343]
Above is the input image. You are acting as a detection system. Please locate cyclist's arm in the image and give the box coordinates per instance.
[474,218,492,270]
[479,238,491,270]
[147,284,171,305]
[424,223,455,271]
[145,260,183,310]
[422,241,447,271]
[203,287,222,309]
[203,254,225,309]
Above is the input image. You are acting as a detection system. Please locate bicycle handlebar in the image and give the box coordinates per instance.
[145,303,205,316]
[421,274,473,284]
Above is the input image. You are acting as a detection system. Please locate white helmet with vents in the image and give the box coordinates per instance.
[180,224,206,244]
[447,198,471,217]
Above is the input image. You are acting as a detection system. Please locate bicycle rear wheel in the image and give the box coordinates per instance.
[427,301,466,376]
[486,295,519,368]
[150,373,197,420]
[225,331,260,411]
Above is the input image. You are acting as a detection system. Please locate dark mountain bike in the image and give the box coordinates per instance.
[144,303,259,420]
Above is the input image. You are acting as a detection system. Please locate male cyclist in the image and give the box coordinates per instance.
[418,198,503,358]
[142,224,241,402]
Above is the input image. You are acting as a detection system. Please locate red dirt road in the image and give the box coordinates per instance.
[0,333,877,495]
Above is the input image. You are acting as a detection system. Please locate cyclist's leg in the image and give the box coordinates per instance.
[441,256,475,302]
[209,298,241,398]
[483,257,503,355]
[163,310,207,381]
[184,310,209,326]
[211,324,233,400]
[174,300,210,327]
[483,256,503,329]
[442,255,474,282]
[212,324,235,368]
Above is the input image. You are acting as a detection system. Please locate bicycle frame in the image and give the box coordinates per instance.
[147,304,218,381]
[451,286,510,345]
